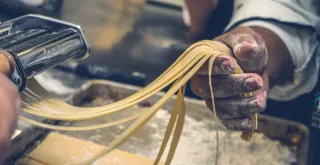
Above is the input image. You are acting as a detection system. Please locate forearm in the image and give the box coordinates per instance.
[184,0,218,35]
[250,26,294,88]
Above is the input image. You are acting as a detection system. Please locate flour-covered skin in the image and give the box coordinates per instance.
[191,26,269,131]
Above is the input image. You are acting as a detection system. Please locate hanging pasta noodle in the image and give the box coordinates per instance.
[17,40,257,165]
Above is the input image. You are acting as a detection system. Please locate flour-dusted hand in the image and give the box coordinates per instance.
[191,26,269,131]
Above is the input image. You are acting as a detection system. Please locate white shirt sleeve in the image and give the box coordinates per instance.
[225,0,320,101]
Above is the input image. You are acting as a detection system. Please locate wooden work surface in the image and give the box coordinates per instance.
[17,132,163,165]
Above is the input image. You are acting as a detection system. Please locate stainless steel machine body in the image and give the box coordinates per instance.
[0,14,90,91]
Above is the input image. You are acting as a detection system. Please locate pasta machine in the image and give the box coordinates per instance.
[0,14,90,91]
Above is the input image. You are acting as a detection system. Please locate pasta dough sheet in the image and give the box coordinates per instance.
[16,132,164,165]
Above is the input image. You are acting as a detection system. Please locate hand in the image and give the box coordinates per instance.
[0,53,20,164]
[191,26,269,131]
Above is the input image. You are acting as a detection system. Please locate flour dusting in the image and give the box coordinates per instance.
[61,108,296,165]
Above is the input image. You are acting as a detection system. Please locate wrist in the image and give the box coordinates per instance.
[249,26,294,88]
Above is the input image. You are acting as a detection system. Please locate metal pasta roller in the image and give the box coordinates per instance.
[0,14,90,91]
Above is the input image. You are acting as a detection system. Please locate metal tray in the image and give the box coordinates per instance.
[60,80,309,165]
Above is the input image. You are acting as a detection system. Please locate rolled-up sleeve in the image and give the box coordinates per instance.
[225,0,320,101]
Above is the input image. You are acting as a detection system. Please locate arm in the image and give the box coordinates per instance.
[251,26,294,88]
[190,0,318,130]
[0,51,21,163]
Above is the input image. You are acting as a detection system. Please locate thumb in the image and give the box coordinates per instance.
[215,26,268,73]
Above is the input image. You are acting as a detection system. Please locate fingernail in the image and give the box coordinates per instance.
[248,99,259,113]
[248,97,264,113]
[216,55,236,72]
[221,60,236,72]
[244,77,262,90]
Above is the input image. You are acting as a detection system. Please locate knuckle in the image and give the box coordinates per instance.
[231,75,244,93]
[255,95,267,111]
[248,95,266,113]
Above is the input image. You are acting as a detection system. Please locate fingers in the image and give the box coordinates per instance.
[197,55,237,75]
[191,73,263,98]
[0,73,20,133]
[203,90,266,131]
[215,26,268,73]
[193,26,269,132]
[0,73,20,163]
[204,91,266,119]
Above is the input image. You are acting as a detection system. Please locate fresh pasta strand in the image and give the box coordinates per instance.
[20,40,258,165]
[21,53,205,120]
[208,55,221,165]
[163,86,186,165]
[80,54,212,165]
[153,83,186,165]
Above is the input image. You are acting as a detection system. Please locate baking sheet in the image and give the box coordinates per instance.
[58,80,309,165]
